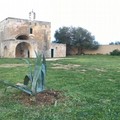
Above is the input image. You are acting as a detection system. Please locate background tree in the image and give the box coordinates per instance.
[109,41,120,45]
[109,42,114,45]
[71,27,99,54]
[54,26,72,55]
[54,26,99,55]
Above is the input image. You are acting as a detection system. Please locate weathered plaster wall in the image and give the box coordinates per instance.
[50,43,66,57]
[0,39,38,58]
[0,17,51,58]
[0,18,51,41]
[70,45,120,55]
[84,45,120,54]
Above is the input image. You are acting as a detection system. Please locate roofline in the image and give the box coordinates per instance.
[0,17,51,24]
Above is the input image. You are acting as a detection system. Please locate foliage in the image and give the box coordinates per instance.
[110,49,120,56]
[71,27,99,54]
[0,52,46,95]
[0,55,120,119]
[54,27,72,55]
[54,27,71,44]
[109,41,120,45]
[54,26,99,55]
[109,42,114,45]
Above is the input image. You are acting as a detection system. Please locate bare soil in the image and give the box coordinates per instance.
[15,90,64,106]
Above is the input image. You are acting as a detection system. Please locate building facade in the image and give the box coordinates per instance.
[50,43,66,58]
[0,16,51,58]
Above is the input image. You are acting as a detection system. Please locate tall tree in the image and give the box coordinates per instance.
[54,26,72,55]
[54,26,71,44]
[54,26,99,55]
[71,27,99,54]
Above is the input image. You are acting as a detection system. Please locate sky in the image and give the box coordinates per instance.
[0,0,120,45]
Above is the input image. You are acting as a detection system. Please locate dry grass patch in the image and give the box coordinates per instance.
[93,68,106,72]
[0,64,28,68]
[51,63,81,70]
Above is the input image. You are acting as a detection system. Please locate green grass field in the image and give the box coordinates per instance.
[0,55,120,120]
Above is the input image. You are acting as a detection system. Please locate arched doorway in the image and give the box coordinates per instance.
[15,42,31,58]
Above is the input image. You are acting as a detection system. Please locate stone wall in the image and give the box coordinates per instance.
[70,45,120,55]
[0,39,38,58]
[84,45,120,54]
[0,17,51,58]
[50,43,66,58]
[0,17,51,41]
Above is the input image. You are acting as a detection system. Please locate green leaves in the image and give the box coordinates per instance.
[0,52,47,96]
[54,26,99,55]
[25,52,46,95]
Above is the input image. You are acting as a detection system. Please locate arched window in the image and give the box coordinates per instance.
[16,35,29,40]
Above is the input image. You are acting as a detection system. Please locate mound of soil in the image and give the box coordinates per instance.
[16,90,64,106]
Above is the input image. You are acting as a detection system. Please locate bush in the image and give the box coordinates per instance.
[110,49,120,56]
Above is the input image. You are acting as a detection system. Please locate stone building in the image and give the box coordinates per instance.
[0,11,51,58]
[50,43,66,58]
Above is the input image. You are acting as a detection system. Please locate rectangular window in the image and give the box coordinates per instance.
[30,28,33,34]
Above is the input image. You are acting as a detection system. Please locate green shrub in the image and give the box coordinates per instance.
[110,49,120,56]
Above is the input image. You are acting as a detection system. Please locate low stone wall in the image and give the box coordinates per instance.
[69,45,120,55]
[84,45,120,54]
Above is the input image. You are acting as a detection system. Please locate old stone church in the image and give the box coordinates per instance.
[0,11,66,58]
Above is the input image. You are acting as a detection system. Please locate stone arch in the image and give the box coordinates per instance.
[16,34,29,40]
[15,42,31,58]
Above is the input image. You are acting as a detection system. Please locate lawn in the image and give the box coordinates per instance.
[0,55,120,120]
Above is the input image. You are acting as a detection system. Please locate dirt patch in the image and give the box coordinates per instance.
[15,90,64,106]
[46,58,73,61]
[94,68,106,72]
[0,64,28,68]
[51,63,80,70]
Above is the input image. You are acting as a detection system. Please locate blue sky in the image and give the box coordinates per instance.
[0,0,120,44]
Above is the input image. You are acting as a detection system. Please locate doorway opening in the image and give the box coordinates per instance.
[51,49,54,58]
[15,42,31,58]
[4,46,8,57]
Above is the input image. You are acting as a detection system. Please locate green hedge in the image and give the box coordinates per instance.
[110,49,120,56]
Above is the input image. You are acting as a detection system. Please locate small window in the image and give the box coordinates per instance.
[30,28,33,34]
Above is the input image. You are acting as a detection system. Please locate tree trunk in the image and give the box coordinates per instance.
[66,45,72,55]
[77,47,83,55]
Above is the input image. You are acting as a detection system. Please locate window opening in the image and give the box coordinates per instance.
[30,28,33,34]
